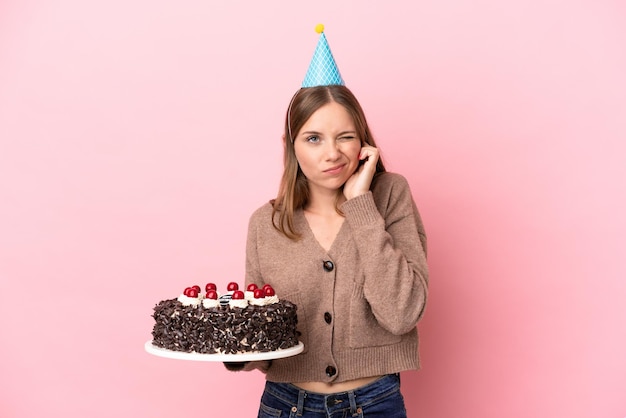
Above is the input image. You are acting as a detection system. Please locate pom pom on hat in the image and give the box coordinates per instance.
[302,24,344,88]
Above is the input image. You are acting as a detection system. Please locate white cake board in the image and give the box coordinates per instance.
[145,340,304,362]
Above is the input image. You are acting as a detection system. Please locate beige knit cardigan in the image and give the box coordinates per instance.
[245,172,429,383]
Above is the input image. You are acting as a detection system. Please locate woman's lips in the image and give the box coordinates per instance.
[323,164,345,175]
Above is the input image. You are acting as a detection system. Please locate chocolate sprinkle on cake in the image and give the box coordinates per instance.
[151,299,299,354]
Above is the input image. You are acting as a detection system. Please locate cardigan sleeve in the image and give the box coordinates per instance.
[341,173,429,335]
[222,207,271,374]
[244,207,267,290]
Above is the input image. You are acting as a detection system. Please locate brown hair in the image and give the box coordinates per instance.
[271,85,386,240]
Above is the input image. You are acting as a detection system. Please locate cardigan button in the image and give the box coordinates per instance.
[323,260,334,272]
[325,365,337,377]
[324,312,332,324]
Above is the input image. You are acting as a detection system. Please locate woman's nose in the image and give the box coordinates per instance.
[324,140,341,160]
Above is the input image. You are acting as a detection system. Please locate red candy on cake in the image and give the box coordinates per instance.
[232,290,245,300]
[247,283,258,292]
[227,282,239,291]
[184,287,199,298]
[263,285,276,297]
[205,283,217,292]
[205,290,218,300]
[253,288,265,299]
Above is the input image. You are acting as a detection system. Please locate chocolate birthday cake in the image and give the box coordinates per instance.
[150,282,299,354]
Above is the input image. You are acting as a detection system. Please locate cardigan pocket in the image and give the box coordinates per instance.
[348,287,402,348]
[282,291,309,354]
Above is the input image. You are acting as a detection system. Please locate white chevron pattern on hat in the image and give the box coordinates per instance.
[302,28,345,88]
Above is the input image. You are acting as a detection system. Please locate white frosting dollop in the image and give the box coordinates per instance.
[249,298,265,306]
[202,298,220,309]
[177,294,201,307]
[229,298,249,308]
[244,291,255,301]
[265,295,279,304]
[250,295,279,306]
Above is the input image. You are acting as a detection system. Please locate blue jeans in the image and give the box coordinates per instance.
[258,374,407,417]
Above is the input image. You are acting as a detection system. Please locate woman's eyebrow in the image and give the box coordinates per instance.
[299,130,357,138]
[300,130,356,136]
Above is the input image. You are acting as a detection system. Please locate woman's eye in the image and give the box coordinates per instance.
[306,135,320,143]
[338,136,355,142]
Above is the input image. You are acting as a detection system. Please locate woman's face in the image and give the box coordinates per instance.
[294,101,362,197]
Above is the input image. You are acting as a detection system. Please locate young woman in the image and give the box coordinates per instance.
[227,85,428,417]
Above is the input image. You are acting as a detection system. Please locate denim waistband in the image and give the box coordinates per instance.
[263,374,401,415]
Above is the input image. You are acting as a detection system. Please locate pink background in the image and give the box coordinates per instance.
[1,1,625,417]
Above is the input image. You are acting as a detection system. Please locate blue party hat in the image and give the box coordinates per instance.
[302,24,345,87]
